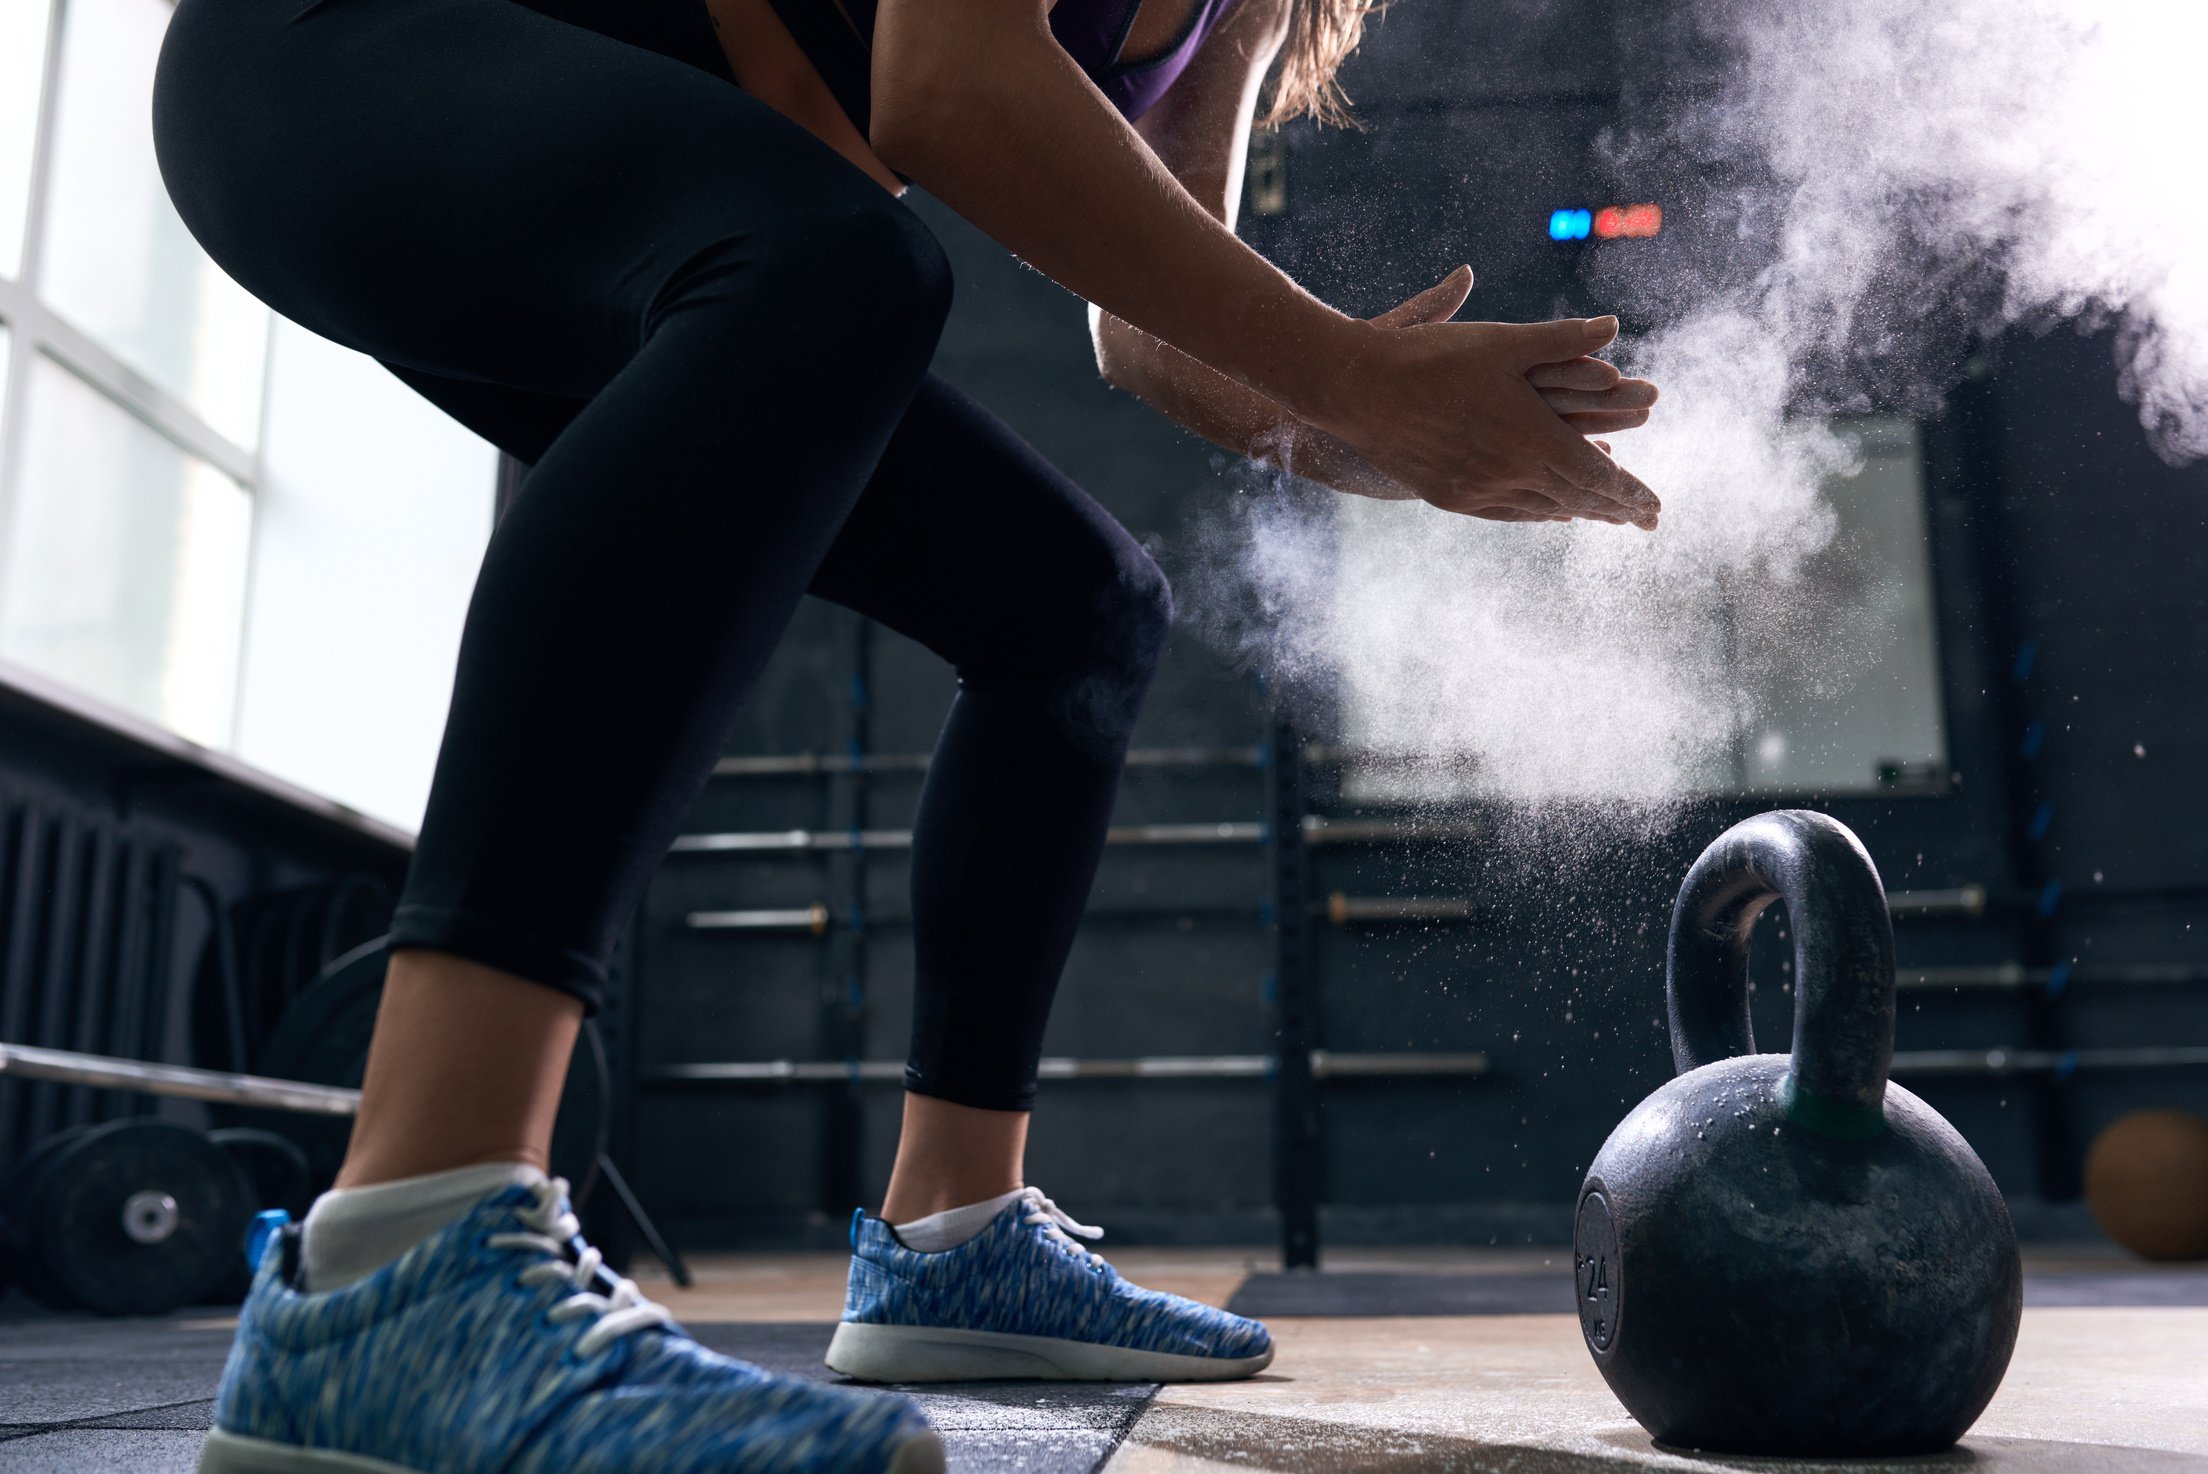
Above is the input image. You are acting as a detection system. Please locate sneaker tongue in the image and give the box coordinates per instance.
[582,1255,627,1299]
[486,1182,555,1213]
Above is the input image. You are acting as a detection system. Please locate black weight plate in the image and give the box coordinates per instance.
[253,939,609,1202]
[19,1120,254,1316]
[206,1128,315,1301]
[0,1207,12,1301]
[209,1128,315,1219]
[4,1124,102,1310]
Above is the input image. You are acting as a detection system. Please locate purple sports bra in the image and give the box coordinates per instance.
[767,0,1246,131]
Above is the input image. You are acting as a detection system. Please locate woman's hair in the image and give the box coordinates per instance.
[1261,0,1380,127]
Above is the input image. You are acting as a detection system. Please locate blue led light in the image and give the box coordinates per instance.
[1549,208,1593,241]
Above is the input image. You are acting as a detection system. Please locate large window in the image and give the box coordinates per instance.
[1334,414,1949,803]
[0,0,263,745]
[0,0,494,830]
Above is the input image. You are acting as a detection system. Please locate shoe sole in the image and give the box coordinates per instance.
[199,1432,413,1474]
[826,1321,1276,1384]
[198,1425,946,1474]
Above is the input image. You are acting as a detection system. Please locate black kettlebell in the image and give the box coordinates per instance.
[1574,810,2021,1456]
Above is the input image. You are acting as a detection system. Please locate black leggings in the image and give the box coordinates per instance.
[152,0,1170,1112]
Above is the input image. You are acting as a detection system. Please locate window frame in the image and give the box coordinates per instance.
[0,0,273,738]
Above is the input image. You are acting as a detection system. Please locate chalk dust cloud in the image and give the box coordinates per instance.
[1202,0,2208,813]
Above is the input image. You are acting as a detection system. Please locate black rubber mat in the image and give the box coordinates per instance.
[2019,1271,2208,1307]
[1226,1271,1571,1318]
[1225,1267,2208,1318]
[0,1311,1152,1474]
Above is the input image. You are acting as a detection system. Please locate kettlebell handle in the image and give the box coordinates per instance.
[1666,810,1897,1137]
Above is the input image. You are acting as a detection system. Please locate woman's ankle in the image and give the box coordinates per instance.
[878,1092,1030,1223]
[334,949,581,1190]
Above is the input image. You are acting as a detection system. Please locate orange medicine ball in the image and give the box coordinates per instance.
[2083,1109,2208,1261]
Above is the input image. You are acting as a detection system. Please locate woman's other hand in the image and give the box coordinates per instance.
[1337,266,1661,527]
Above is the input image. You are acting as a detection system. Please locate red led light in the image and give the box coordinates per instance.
[1594,203,1664,240]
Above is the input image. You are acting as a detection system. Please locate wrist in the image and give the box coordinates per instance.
[1274,422,1413,499]
[1254,313,1380,431]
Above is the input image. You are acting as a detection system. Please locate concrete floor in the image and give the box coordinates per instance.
[1112,1308,2208,1474]
[3,1249,2203,1473]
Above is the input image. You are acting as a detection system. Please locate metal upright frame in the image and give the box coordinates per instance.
[820,615,872,1213]
[1266,713,1322,1268]
[1949,372,2083,1201]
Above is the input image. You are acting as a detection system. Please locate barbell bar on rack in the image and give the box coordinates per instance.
[648,1050,1493,1087]
[1307,885,1997,922]
[668,815,1489,856]
[646,1043,2208,1088]
[683,905,1268,932]
[681,896,1480,933]
[0,1042,359,1115]
[674,888,2069,935]
[713,745,1269,778]
[1897,962,2208,990]
[706,744,1512,779]
[1890,1045,2208,1076]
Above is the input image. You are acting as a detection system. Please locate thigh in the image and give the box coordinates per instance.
[381,363,585,467]
[379,369,1144,685]
[154,0,887,398]
[807,376,1159,679]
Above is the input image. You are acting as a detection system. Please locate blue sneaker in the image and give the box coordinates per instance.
[199,1177,942,1474]
[826,1186,1273,1383]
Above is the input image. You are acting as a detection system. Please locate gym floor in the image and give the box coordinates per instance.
[5,1247,2204,1473]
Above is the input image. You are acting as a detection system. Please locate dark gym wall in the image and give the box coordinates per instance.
[626,0,2208,1250]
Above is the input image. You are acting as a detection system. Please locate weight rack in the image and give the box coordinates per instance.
[666,697,2208,1270]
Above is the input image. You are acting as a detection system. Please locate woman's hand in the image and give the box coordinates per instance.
[1374,267,1658,438]
[1351,266,1660,526]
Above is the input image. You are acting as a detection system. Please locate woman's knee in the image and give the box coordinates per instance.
[1101,541,1175,679]
[863,199,953,332]
[797,193,952,348]
[1046,540,1173,762]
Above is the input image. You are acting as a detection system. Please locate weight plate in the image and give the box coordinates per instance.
[205,1128,315,1302]
[4,1124,103,1310]
[209,1128,315,1219]
[17,1120,254,1316]
[252,939,609,1201]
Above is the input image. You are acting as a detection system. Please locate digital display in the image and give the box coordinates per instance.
[1550,204,1663,241]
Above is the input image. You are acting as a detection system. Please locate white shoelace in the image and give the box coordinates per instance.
[485,1177,675,1357]
[1017,1187,1107,1270]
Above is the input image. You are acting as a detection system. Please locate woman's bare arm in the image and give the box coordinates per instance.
[1087,0,1655,515]
[1086,0,1426,501]
[871,0,1352,418]
[1084,0,1371,483]
[871,0,1661,526]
